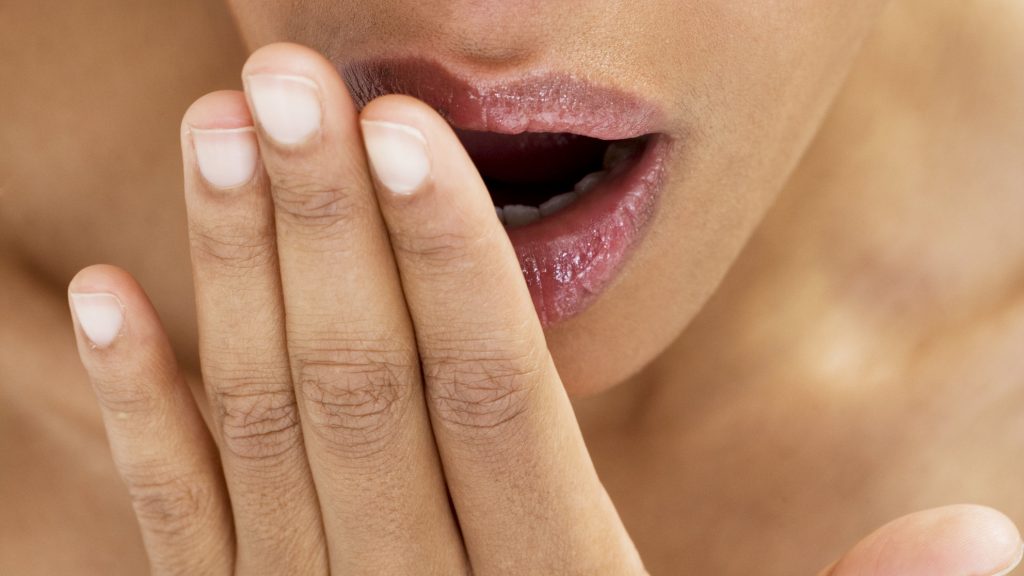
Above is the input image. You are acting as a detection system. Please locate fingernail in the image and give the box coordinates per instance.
[70,293,125,349]
[991,542,1024,576]
[360,120,431,195]
[191,127,258,189]
[245,74,322,145]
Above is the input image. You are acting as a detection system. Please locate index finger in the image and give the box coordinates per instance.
[360,95,646,575]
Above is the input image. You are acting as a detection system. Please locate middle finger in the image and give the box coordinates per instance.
[242,43,466,573]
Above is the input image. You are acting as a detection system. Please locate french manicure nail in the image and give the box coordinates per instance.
[245,74,322,145]
[360,120,431,195]
[70,293,125,349]
[191,127,258,189]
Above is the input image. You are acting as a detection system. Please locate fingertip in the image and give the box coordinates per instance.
[68,263,137,293]
[360,94,486,204]
[68,266,131,349]
[241,41,332,80]
[181,91,262,191]
[360,94,453,137]
[829,504,1023,576]
[360,94,470,167]
[67,265,165,352]
[945,505,1022,575]
[240,41,355,121]
[182,90,253,134]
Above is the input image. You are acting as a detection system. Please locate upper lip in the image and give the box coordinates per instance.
[342,57,663,140]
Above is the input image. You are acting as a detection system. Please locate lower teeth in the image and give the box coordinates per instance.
[496,167,608,228]
[498,184,585,229]
[494,137,643,228]
[539,191,580,217]
[501,204,541,227]
[574,171,605,193]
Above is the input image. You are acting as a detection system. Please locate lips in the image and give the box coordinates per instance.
[344,58,671,326]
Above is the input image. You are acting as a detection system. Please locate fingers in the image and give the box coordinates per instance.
[238,44,466,573]
[361,96,645,575]
[820,505,1023,576]
[183,91,329,574]
[68,265,234,576]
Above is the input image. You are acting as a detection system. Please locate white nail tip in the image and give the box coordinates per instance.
[246,74,322,145]
[361,120,431,195]
[191,127,258,189]
[70,293,125,349]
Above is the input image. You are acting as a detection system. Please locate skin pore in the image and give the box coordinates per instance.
[1,0,1023,574]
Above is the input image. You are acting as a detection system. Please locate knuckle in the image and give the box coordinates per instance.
[388,226,490,273]
[91,350,174,416]
[295,341,416,457]
[93,377,157,416]
[422,330,544,434]
[121,467,214,537]
[189,220,277,273]
[270,173,367,235]
[208,370,302,462]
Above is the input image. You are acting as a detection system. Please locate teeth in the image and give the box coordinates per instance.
[492,160,619,227]
[539,191,580,217]
[603,140,639,169]
[503,204,541,228]
[573,171,606,194]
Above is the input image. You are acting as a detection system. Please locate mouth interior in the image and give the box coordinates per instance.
[454,128,648,216]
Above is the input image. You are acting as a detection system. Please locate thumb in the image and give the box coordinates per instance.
[819,504,1023,576]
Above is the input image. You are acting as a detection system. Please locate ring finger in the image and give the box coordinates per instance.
[183,91,329,574]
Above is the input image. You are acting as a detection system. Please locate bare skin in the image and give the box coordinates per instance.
[1,0,1024,574]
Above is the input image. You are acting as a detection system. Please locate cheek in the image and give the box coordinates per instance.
[548,2,891,395]
[546,157,776,398]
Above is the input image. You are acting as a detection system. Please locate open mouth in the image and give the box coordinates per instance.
[456,129,651,228]
[345,58,671,325]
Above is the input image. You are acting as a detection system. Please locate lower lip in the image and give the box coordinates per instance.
[506,135,671,326]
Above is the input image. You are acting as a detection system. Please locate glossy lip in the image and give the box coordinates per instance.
[344,58,661,139]
[343,58,672,325]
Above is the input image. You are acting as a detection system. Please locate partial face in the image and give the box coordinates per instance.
[222,0,888,393]
[223,0,889,396]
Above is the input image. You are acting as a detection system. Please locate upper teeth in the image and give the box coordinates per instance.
[603,140,639,170]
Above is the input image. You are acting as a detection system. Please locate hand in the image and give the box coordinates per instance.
[66,43,1022,575]
[68,41,642,575]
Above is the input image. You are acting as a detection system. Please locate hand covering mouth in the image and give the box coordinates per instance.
[344,57,672,325]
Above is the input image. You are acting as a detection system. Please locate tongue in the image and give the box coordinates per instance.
[454,129,607,186]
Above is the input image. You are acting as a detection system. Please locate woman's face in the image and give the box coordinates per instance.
[223,0,889,396]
